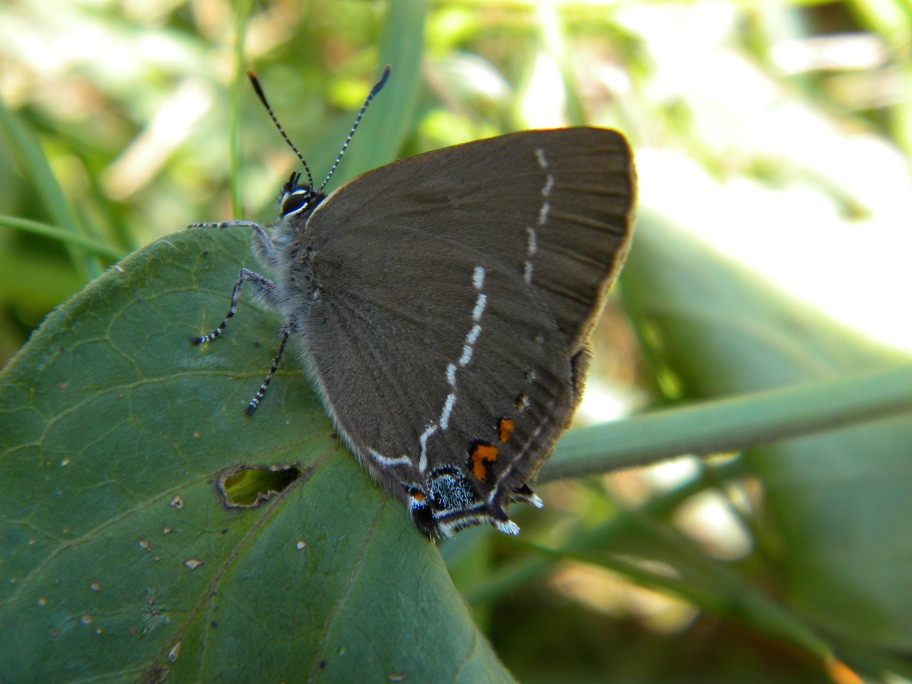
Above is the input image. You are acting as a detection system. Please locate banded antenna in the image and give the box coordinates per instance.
[319,65,391,192]
[246,65,392,193]
[246,70,314,190]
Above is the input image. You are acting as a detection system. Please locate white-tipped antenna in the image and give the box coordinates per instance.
[319,64,392,192]
[247,70,315,190]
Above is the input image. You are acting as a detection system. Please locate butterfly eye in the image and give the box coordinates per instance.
[280,189,310,218]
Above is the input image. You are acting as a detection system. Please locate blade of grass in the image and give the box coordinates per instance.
[542,363,912,482]
[0,216,125,260]
[522,538,834,661]
[0,95,102,281]
[229,0,255,218]
[335,0,427,182]
[465,458,745,606]
[534,0,586,126]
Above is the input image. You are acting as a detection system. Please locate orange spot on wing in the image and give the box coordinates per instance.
[498,418,515,443]
[469,443,499,482]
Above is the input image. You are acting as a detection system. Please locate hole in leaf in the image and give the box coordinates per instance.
[217,464,304,508]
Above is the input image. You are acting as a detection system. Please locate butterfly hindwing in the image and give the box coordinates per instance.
[290,128,635,536]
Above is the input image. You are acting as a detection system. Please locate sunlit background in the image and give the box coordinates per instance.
[1,0,910,681]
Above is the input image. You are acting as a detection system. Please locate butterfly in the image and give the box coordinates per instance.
[191,66,636,538]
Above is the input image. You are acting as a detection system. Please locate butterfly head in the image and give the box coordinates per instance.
[250,66,391,223]
[279,171,325,220]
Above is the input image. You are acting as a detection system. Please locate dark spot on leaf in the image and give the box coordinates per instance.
[211,621,217,628]
[141,665,170,684]
[252,340,261,348]
[200,250,209,258]
[319,661,327,670]
[216,464,305,508]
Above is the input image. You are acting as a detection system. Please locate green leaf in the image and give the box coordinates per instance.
[621,212,912,654]
[0,227,513,682]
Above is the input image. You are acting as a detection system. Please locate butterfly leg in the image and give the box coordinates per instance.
[245,325,291,415]
[192,268,275,344]
[188,220,280,266]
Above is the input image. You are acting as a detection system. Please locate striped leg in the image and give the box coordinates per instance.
[193,268,275,344]
[245,326,291,415]
[188,220,279,267]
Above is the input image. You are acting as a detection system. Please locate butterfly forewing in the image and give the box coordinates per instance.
[321,129,634,342]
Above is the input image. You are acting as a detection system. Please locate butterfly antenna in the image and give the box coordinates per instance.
[318,65,391,192]
[247,70,315,190]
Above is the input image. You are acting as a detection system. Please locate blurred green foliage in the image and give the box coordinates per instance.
[1,0,910,359]
[2,0,911,681]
